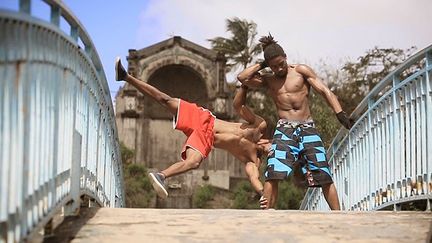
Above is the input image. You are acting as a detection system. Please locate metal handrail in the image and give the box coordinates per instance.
[300,44,432,211]
[0,1,124,242]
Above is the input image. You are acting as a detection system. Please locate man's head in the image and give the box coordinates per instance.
[259,34,288,78]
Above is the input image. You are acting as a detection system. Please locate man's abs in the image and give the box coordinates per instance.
[273,92,312,120]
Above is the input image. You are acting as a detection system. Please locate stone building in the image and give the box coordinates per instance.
[115,36,245,208]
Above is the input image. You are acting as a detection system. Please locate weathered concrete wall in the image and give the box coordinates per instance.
[143,119,184,168]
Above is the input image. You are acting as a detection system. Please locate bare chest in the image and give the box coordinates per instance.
[268,71,308,95]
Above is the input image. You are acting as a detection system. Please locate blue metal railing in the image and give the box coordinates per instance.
[300,45,432,211]
[0,0,124,242]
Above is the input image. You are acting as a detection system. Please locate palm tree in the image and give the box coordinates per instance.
[208,17,262,71]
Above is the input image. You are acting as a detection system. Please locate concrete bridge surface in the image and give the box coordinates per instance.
[37,208,431,243]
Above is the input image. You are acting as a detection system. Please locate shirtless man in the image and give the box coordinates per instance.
[115,58,270,199]
[237,34,354,210]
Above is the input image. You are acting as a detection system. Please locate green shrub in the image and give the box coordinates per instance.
[276,179,306,209]
[193,185,215,208]
[120,142,155,208]
[120,142,135,164]
[232,181,260,209]
[123,163,155,208]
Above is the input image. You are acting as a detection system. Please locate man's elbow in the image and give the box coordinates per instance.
[237,73,247,83]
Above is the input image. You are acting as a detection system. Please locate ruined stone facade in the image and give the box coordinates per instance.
[115,37,245,208]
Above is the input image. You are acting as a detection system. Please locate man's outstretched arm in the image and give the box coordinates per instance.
[296,64,354,129]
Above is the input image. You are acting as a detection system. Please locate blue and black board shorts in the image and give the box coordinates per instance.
[265,119,333,187]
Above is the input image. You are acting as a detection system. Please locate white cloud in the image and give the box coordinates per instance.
[136,0,432,67]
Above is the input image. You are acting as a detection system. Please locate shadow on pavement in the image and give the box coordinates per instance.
[43,207,100,243]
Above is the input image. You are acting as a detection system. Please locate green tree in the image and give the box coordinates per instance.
[208,17,262,71]
[311,46,417,147]
[335,46,417,114]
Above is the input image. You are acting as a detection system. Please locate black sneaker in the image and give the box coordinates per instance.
[148,172,168,199]
[115,57,127,81]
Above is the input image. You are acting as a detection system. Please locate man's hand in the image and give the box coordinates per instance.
[336,111,355,129]
[259,195,268,209]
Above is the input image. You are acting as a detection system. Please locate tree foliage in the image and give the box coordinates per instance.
[331,46,417,114]
[311,46,417,147]
[208,17,262,71]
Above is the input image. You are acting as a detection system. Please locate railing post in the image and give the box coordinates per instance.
[85,45,93,61]
[427,199,431,211]
[65,130,82,215]
[393,203,401,211]
[50,5,61,27]
[426,51,432,67]
[70,26,78,42]
[19,0,31,14]
[392,75,402,202]
[21,62,31,240]
[367,103,374,210]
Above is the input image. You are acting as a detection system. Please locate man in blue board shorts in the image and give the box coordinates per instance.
[238,34,354,210]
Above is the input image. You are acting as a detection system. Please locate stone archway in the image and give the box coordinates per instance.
[144,64,208,119]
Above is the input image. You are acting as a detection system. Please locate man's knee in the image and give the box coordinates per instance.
[245,162,258,175]
[185,154,203,169]
[187,161,201,169]
[322,183,336,192]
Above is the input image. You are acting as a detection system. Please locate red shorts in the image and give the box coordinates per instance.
[173,99,215,160]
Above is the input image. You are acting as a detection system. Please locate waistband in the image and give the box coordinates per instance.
[276,119,315,128]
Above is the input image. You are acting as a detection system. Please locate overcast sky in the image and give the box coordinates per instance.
[1,0,431,102]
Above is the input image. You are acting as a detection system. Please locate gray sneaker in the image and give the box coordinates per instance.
[149,172,168,199]
[115,57,127,81]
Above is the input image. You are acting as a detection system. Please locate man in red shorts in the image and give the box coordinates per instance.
[115,58,270,199]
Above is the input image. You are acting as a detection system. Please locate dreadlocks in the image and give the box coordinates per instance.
[259,33,286,61]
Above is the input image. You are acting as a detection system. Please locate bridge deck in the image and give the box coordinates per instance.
[41,208,431,242]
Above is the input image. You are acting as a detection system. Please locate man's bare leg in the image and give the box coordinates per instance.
[262,180,279,209]
[161,148,204,178]
[115,57,178,114]
[149,148,203,199]
[322,183,341,210]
